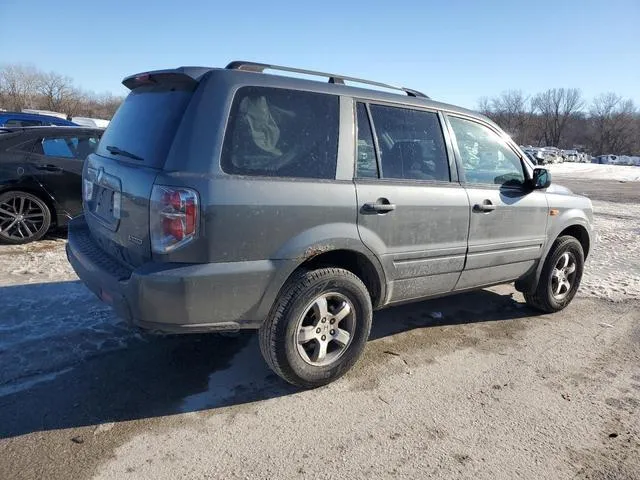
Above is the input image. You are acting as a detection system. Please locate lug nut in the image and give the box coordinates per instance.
[330,329,335,335]
[330,319,335,324]
[316,328,321,334]
[321,318,326,323]
[321,335,326,341]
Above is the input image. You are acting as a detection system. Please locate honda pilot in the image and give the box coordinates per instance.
[67,61,594,387]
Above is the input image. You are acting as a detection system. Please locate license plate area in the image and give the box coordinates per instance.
[85,167,122,231]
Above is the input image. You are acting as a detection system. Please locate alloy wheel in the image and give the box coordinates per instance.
[0,194,46,241]
[295,292,356,367]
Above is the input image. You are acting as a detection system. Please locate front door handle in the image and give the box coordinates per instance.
[363,199,396,214]
[473,200,496,213]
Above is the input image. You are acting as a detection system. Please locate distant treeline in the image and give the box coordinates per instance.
[477,89,640,156]
[0,64,124,120]
[2,63,638,155]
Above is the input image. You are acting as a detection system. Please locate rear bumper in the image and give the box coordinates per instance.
[66,215,290,333]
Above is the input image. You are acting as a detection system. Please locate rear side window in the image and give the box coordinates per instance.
[221,87,339,179]
[369,105,450,182]
[42,137,74,157]
[97,85,193,168]
[37,136,100,159]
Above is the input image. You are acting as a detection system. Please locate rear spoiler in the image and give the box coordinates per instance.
[122,67,212,90]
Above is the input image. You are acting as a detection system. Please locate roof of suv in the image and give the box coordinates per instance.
[122,61,491,127]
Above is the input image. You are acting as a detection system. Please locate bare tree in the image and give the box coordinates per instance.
[36,71,81,115]
[589,93,637,155]
[0,64,41,111]
[477,96,491,116]
[477,90,533,144]
[491,90,531,142]
[531,88,583,147]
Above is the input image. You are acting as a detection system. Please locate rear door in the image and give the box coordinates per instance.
[30,133,100,218]
[355,102,470,304]
[84,80,195,267]
[445,114,549,290]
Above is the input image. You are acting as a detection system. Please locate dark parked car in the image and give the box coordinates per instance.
[0,112,78,127]
[67,62,593,388]
[0,126,103,244]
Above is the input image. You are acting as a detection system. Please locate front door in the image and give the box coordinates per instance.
[354,102,470,304]
[446,115,549,290]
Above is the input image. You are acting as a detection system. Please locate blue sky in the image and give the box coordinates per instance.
[2,0,639,109]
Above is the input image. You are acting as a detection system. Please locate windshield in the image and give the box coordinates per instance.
[97,84,193,168]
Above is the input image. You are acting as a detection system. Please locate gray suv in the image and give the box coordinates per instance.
[66,61,594,387]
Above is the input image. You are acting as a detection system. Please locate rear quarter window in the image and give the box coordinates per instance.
[221,87,339,179]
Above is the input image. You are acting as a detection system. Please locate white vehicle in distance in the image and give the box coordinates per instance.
[541,147,563,164]
[71,117,110,129]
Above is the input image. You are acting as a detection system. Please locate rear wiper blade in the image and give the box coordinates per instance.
[106,145,144,161]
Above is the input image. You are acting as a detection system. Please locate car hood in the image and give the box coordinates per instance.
[546,183,573,195]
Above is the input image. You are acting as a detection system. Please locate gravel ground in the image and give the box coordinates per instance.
[0,176,638,479]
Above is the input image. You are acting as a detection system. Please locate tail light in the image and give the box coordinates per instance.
[150,185,199,253]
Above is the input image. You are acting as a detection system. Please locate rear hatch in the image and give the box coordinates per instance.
[83,72,199,268]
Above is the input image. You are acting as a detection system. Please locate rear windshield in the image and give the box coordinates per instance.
[97,84,192,168]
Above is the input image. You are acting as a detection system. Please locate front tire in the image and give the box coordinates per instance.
[0,191,51,245]
[524,235,584,313]
[259,268,373,388]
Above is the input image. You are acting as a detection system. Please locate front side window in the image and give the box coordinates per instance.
[221,87,339,179]
[448,116,525,187]
[368,105,450,181]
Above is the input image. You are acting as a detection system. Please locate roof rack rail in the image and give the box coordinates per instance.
[225,61,429,99]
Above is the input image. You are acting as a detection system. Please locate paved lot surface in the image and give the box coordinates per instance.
[555,177,639,204]
[0,176,638,479]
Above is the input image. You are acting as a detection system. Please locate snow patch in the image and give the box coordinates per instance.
[547,163,640,182]
[580,201,640,302]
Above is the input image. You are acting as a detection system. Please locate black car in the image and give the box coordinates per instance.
[0,126,103,244]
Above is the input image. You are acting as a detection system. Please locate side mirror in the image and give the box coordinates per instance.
[532,168,551,189]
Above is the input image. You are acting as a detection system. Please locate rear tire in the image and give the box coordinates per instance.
[0,191,51,245]
[524,235,584,313]
[259,268,373,388]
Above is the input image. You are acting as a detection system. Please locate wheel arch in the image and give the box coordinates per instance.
[297,249,386,308]
[515,220,592,294]
[557,224,590,259]
[254,246,387,326]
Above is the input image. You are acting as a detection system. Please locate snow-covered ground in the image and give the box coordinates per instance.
[548,162,640,182]
[0,238,138,394]
[582,201,640,301]
[0,237,76,287]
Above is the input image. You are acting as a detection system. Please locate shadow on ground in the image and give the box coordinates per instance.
[0,281,541,439]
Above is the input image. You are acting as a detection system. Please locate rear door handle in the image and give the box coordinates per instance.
[473,200,496,213]
[35,164,62,172]
[363,200,396,214]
